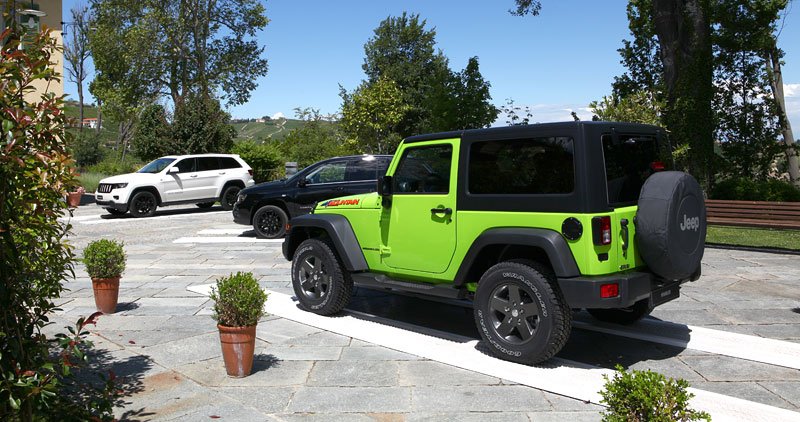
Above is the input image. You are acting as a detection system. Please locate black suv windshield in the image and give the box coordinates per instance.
[138,158,176,174]
[603,134,668,205]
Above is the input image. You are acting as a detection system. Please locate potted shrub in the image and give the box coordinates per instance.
[67,186,85,207]
[82,239,126,314]
[210,272,268,377]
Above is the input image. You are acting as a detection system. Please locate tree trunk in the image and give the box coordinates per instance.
[767,48,800,186]
[652,0,714,187]
[78,77,84,134]
[96,98,103,134]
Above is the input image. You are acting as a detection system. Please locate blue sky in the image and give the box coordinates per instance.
[63,0,800,132]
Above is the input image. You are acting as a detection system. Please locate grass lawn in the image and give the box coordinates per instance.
[706,226,800,251]
[77,172,106,193]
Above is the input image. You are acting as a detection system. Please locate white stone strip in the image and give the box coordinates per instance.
[196,228,253,235]
[185,284,800,422]
[573,318,800,370]
[58,214,105,223]
[173,236,283,244]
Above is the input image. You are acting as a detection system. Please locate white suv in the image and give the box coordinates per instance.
[95,154,255,217]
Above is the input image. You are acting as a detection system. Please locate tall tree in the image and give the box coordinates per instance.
[651,0,714,184]
[89,0,268,108]
[453,57,499,129]
[713,0,784,179]
[361,13,451,137]
[340,77,410,154]
[63,3,92,130]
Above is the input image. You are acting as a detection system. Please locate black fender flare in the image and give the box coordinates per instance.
[453,228,580,285]
[282,214,368,272]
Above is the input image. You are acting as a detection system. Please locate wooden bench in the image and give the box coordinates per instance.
[705,199,800,230]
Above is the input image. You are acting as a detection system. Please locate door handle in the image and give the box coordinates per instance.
[190,174,198,178]
[218,172,226,175]
[430,207,452,216]
[335,187,344,191]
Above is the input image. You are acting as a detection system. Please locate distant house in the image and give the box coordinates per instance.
[82,118,100,129]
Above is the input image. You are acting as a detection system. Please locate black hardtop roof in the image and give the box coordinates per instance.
[403,121,664,144]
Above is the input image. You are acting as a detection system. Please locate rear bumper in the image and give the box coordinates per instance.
[558,271,686,309]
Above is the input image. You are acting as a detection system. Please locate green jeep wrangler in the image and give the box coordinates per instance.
[282,122,706,365]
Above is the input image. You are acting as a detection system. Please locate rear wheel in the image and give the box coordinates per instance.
[474,261,571,365]
[291,238,352,315]
[220,185,241,211]
[587,299,652,325]
[196,202,215,209]
[129,191,157,218]
[253,205,287,239]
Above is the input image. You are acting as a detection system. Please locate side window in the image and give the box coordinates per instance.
[345,158,383,182]
[306,161,347,184]
[197,157,220,171]
[219,157,241,169]
[393,145,452,194]
[468,137,574,194]
[174,158,197,173]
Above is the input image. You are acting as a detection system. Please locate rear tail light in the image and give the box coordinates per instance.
[650,161,665,172]
[248,169,253,176]
[592,216,612,246]
[600,283,619,298]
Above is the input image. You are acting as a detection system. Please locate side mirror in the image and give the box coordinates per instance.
[298,177,308,188]
[377,175,393,207]
[167,167,179,174]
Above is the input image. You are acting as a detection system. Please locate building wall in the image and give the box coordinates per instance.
[2,1,64,100]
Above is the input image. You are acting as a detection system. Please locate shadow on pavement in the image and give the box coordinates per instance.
[115,302,141,312]
[98,205,225,219]
[252,353,280,374]
[344,287,688,369]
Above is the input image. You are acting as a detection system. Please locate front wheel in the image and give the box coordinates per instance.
[129,191,157,218]
[291,239,352,315]
[220,185,241,211]
[253,205,287,239]
[474,261,571,365]
[587,299,652,325]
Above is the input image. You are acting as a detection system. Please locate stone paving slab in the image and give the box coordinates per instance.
[61,204,800,419]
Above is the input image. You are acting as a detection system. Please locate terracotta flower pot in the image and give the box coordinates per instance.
[67,191,82,207]
[92,277,120,314]
[218,324,257,377]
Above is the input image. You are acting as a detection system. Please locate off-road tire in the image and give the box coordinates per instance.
[129,191,157,218]
[196,202,215,209]
[106,208,127,216]
[587,298,652,325]
[253,205,288,239]
[220,185,241,211]
[474,261,571,365]
[291,238,353,315]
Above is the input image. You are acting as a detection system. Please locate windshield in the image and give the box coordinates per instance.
[603,134,669,205]
[138,158,176,174]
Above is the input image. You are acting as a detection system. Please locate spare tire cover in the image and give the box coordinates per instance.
[635,171,706,280]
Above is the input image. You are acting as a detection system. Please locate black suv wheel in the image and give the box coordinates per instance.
[474,261,571,365]
[291,239,353,315]
[253,205,287,239]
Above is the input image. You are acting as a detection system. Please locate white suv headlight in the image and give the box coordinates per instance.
[110,183,128,189]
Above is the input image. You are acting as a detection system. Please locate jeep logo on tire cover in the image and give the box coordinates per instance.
[680,214,700,231]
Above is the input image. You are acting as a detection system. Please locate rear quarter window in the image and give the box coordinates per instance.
[468,137,574,195]
[219,157,242,169]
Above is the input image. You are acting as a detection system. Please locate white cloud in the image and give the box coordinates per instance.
[784,83,800,97]
[271,112,286,120]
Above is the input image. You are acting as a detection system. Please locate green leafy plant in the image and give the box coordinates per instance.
[231,140,283,183]
[599,365,711,422]
[83,239,126,279]
[210,272,268,327]
[1,26,119,420]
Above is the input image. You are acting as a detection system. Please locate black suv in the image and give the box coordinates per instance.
[233,155,392,238]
